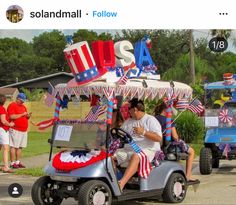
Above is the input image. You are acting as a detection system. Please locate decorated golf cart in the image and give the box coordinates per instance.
[199,73,236,175]
[31,38,195,205]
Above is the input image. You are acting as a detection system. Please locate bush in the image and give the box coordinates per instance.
[144,99,161,115]
[21,88,44,101]
[175,110,205,143]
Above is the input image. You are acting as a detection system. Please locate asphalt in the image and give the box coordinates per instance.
[0,156,236,205]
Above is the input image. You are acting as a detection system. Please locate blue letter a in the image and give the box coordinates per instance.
[134,41,154,68]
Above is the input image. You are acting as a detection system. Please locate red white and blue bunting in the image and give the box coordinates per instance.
[52,150,108,171]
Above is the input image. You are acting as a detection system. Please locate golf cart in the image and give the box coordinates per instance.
[31,78,195,205]
[199,75,236,175]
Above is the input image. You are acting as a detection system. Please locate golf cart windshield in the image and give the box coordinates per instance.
[204,102,236,128]
[51,120,107,150]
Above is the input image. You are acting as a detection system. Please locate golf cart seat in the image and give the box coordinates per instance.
[163,141,189,161]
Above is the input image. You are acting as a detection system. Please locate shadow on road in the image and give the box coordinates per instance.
[214,164,236,175]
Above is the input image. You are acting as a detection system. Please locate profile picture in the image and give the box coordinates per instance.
[6,5,24,23]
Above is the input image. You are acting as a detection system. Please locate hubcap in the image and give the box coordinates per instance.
[173,181,183,197]
[93,191,106,205]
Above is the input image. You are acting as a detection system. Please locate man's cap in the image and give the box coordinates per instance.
[17,93,27,102]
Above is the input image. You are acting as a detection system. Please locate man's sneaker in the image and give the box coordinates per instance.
[17,162,26,168]
[10,163,19,169]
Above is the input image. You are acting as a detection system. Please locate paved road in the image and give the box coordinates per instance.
[0,160,236,205]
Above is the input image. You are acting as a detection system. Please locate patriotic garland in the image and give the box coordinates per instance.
[218,143,236,159]
[32,94,61,130]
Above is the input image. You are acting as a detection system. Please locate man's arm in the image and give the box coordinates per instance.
[171,126,179,141]
[9,112,27,120]
[0,114,15,127]
[143,131,162,142]
[133,127,162,142]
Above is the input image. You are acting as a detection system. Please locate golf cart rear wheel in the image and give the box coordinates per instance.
[162,173,187,203]
[31,176,63,205]
[78,180,112,205]
[199,147,212,175]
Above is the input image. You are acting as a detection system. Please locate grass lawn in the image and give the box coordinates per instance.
[14,167,44,177]
[22,131,52,158]
[0,131,51,161]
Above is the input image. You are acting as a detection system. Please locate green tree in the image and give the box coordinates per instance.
[0,38,34,85]
[162,54,216,84]
[32,30,67,72]
[114,29,190,74]
[73,30,99,45]
[21,88,44,101]
[210,29,232,39]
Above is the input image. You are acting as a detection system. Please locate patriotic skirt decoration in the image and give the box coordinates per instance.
[52,150,108,171]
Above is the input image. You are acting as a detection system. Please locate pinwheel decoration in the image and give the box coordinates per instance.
[219,108,233,124]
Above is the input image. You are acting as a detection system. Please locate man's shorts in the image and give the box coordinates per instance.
[0,128,10,145]
[114,147,156,167]
[9,129,28,148]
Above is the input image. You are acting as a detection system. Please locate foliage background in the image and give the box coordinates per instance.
[1,29,236,88]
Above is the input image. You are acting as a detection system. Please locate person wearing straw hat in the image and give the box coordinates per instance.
[7,93,31,169]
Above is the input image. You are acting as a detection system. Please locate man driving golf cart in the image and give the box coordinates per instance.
[112,98,162,190]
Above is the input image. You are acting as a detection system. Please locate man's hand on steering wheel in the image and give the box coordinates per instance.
[110,128,132,143]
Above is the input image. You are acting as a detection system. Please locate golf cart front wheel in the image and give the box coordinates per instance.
[199,147,212,175]
[31,176,63,205]
[162,173,187,203]
[78,180,112,205]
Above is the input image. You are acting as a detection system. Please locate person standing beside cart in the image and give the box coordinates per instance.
[7,93,31,169]
[0,94,15,173]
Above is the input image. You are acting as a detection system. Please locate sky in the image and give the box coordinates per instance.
[0,29,119,42]
[0,29,236,53]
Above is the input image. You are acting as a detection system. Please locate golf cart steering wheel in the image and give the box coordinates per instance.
[110,128,132,143]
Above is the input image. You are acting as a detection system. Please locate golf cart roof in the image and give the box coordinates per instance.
[54,78,193,100]
[205,81,236,90]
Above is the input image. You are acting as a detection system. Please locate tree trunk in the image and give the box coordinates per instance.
[189,30,195,84]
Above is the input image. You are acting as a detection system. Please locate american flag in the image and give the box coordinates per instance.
[84,105,106,121]
[129,140,152,178]
[117,68,133,85]
[188,99,204,114]
[44,83,55,107]
[117,74,128,85]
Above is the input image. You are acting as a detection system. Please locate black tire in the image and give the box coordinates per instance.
[212,157,220,168]
[31,176,63,205]
[162,173,187,203]
[199,147,212,175]
[78,180,112,205]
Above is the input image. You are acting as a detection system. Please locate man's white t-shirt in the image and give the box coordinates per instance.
[121,114,162,152]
